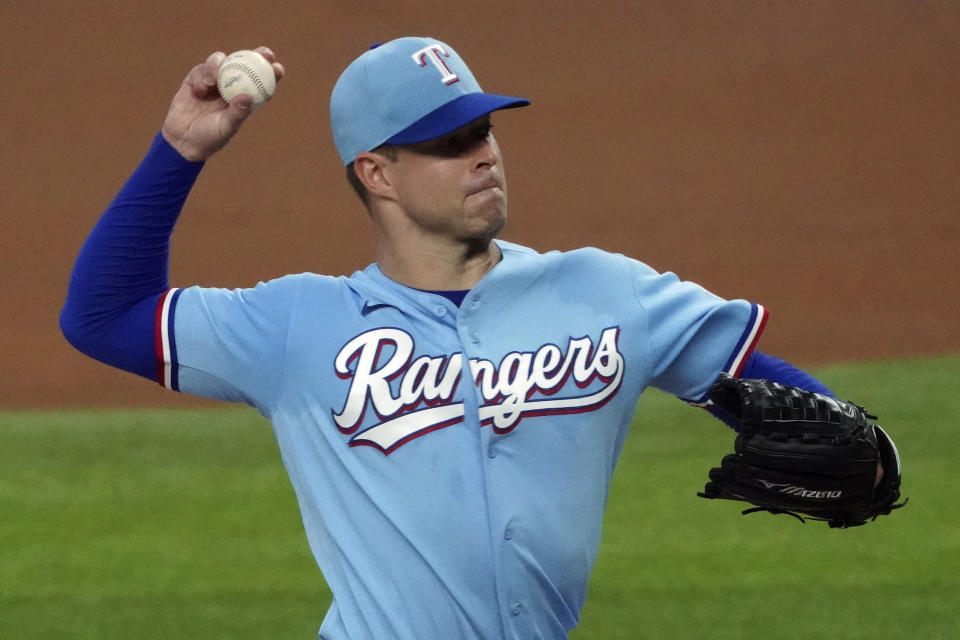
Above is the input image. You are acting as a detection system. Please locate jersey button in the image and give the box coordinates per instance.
[433,306,446,317]
[511,603,522,616]
[504,528,513,540]
[470,332,479,344]
[488,447,497,459]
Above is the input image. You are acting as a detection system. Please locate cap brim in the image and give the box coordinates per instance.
[385,92,529,146]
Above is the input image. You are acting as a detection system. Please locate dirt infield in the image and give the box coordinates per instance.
[3,2,958,409]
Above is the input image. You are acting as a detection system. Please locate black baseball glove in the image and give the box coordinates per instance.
[698,376,906,528]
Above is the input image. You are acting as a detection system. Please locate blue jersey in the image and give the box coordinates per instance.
[155,240,766,639]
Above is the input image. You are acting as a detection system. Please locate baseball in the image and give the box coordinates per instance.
[217,50,277,109]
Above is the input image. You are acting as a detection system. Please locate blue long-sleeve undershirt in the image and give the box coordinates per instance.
[740,351,833,396]
[59,132,203,380]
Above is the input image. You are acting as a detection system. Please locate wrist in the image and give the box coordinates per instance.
[160,127,212,163]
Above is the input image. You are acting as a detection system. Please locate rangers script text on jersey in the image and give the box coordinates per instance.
[333,326,624,452]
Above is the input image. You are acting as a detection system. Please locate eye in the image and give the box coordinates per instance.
[410,120,493,157]
[445,135,465,150]
[471,123,493,141]
[435,133,475,156]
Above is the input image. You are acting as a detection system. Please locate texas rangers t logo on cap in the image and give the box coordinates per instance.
[329,36,529,165]
[411,44,460,85]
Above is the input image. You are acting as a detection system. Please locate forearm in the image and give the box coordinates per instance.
[740,351,834,397]
[59,133,203,379]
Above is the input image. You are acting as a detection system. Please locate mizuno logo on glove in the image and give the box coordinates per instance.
[758,480,843,500]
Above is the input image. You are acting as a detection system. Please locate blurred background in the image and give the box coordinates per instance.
[2,3,958,639]
[2,0,958,409]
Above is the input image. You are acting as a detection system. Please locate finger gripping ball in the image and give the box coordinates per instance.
[217,50,277,109]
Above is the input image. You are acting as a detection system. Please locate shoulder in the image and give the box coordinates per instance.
[178,271,358,313]
[496,240,653,278]
[494,241,729,309]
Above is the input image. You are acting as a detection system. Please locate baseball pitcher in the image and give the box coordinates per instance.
[61,38,903,640]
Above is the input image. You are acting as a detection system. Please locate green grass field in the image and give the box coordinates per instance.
[2,356,957,639]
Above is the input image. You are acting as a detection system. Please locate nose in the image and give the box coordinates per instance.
[473,136,499,171]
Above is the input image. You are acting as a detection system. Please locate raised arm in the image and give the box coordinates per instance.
[60,47,284,380]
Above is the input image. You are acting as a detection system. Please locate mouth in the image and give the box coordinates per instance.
[466,179,503,197]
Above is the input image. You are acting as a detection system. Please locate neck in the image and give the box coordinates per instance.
[375,232,502,290]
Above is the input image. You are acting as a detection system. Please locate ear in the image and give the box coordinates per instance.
[353,152,396,200]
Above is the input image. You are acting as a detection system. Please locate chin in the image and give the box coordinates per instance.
[480,205,508,238]
[461,209,506,247]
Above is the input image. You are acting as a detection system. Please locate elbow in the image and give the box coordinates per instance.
[57,293,161,382]
[59,300,78,347]
[59,296,111,361]
[59,300,91,356]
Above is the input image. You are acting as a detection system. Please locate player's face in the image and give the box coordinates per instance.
[389,116,508,243]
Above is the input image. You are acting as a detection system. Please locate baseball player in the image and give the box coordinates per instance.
[61,39,855,639]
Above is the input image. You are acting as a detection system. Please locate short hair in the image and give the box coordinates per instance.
[345,144,399,205]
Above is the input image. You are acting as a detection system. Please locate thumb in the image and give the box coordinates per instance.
[221,94,255,131]
[708,375,744,418]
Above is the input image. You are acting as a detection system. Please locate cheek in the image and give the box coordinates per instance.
[407,169,460,207]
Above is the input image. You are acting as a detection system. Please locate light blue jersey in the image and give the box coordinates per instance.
[156,240,766,639]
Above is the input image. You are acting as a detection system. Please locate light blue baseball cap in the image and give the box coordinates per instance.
[330,37,530,165]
